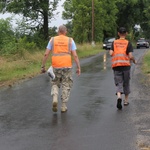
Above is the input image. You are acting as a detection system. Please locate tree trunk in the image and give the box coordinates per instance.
[43,11,49,40]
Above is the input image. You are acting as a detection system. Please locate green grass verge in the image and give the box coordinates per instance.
[77,43,103,58]
[0,43,104,87]
[142,50,150,74]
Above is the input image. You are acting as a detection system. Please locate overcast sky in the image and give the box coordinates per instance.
[0,0,67,27]
[50,0,67,27]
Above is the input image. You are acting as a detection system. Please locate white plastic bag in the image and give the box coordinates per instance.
[47,66,55,80]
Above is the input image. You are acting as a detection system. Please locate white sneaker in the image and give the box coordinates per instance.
[61,103,67,113]
[52,95,58,112]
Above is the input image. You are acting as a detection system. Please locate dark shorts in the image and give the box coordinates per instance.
[113,70,131,95]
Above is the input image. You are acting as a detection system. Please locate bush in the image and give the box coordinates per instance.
[17,36,36,52]
[0,36,38,56]
[1,39,18,55]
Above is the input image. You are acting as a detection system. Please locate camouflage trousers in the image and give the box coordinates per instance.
[51,68,73,103]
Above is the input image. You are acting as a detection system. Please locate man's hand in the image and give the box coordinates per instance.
[132,59,137,64]
[41,66,46,73]
[76,68,81,76]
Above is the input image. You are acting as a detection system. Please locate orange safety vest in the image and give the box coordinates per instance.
[111,39,130,68]
[51,35,72,68]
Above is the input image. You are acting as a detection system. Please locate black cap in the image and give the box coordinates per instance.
[118,27,127,34]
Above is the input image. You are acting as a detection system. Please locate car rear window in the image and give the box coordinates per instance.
[138,39,146,42]
[108,38,115,42]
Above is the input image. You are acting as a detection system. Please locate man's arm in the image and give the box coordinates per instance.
[128,52,136,64]
[109,41,114,56]
[41,49,51,73]
[109,50,114,56]
[71,51,81,76]
[70,39,81,76]
[127,42,136,64]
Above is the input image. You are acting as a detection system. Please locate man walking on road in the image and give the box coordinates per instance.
[41,25,81,113]
[109,27,136,110]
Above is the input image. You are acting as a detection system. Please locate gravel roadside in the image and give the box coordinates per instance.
[131,56,150,150]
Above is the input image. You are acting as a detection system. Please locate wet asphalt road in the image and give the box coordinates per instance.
[0,49,147,150]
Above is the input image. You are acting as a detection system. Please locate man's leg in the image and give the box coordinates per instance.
[124,94,129,105]
[51,84,59,112]
[114,70,124,109]
[123,70,130,105]
[61,69,73,113]
[51,69,61,112]
[117,92,122,99]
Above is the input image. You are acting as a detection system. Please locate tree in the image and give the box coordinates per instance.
[0,18,14,50]
[62,0,119,43]
[138,0,150,39]
[116,0,144,33]
[0,0,60,40]
[115,0,150,40]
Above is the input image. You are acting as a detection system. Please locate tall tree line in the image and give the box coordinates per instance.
[0,0,150,44]
[0,0,59,40]
[63,0,150,43]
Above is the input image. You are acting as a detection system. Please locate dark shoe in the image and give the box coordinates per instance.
[117,98,122,110]
[124,102,129,106]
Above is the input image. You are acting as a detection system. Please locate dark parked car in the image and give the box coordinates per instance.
[103,37,115,50]
[136,38,149,49]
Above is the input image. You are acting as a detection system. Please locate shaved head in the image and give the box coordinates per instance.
[58,25,67,34]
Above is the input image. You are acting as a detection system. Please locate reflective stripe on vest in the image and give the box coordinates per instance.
[51,35,72,68]
[112,39,130,67]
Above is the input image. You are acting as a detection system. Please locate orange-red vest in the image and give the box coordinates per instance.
[51,35,72,68]
[111,39,130,68]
